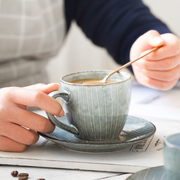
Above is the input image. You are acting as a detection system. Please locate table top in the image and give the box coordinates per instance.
[1,80,180,180]
[0,165,132,180]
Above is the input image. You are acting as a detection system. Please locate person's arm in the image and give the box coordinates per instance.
[65,0,171,72]
[65,0,180,90]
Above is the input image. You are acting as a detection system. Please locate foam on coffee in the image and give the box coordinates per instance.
[69,78,120,85]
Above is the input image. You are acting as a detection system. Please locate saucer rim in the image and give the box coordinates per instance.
[39,115,156,145]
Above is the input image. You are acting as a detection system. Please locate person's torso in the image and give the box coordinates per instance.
[0,0,66,62]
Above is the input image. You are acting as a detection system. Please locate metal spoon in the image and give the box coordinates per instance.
[101,45,163,83]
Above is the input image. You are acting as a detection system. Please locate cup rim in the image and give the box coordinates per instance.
[60,70,131,86]
[164,133,180,149]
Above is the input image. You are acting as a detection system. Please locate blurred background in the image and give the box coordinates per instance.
[46,0,180,83]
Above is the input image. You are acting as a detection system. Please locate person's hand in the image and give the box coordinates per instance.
[0,83,64,152]
[130,30,180,90]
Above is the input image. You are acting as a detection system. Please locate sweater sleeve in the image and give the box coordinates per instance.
[65,0,172,71]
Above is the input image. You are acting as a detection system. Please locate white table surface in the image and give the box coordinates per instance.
[1,80,180,180]
[0,165,131,180]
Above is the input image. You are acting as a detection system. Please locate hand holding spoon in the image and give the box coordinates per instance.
[101,45,163,83]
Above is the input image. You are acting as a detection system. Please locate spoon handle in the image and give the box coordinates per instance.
[105,45,163,81]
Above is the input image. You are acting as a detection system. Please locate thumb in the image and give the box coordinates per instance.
[147,30,165,47]
[130,30,165,60]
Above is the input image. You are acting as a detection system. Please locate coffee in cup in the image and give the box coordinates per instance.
[69,78,120,85]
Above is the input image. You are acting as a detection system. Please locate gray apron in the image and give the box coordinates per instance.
[0,0,66,87]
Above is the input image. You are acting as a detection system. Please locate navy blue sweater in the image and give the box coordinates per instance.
[65,0,171,71]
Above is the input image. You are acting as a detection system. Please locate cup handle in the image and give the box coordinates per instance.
[46,91,79,135]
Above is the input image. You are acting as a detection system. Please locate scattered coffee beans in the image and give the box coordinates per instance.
[11,170,19,177]
[11,170,45,180]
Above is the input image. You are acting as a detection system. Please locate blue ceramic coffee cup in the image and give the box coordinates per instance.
[164,133,180,180]
[46,70,131,141]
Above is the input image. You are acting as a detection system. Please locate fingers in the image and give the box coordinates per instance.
[137,65,180,82]
[141,76,179,91]
[4,106,55,133]
[131,30,180,90]
[136,55,180,71]
[0,136,28,152]
[147,30,165,48]
[0,121,39,145]
[8,87,64,117]
[146,33,180,60]
[133,65,180,90]
[131,31,180,62]
[131,30,179,62]
[130,30,165,68]
[24,83,60,94]
[131,30,165,58]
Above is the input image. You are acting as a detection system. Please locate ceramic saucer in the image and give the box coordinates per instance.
[126,166,166,180]
[39,116,156,152]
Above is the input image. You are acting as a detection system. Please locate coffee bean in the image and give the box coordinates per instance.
[18,173,29,177]
[11,170,18,177]
[18,177,28,180]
